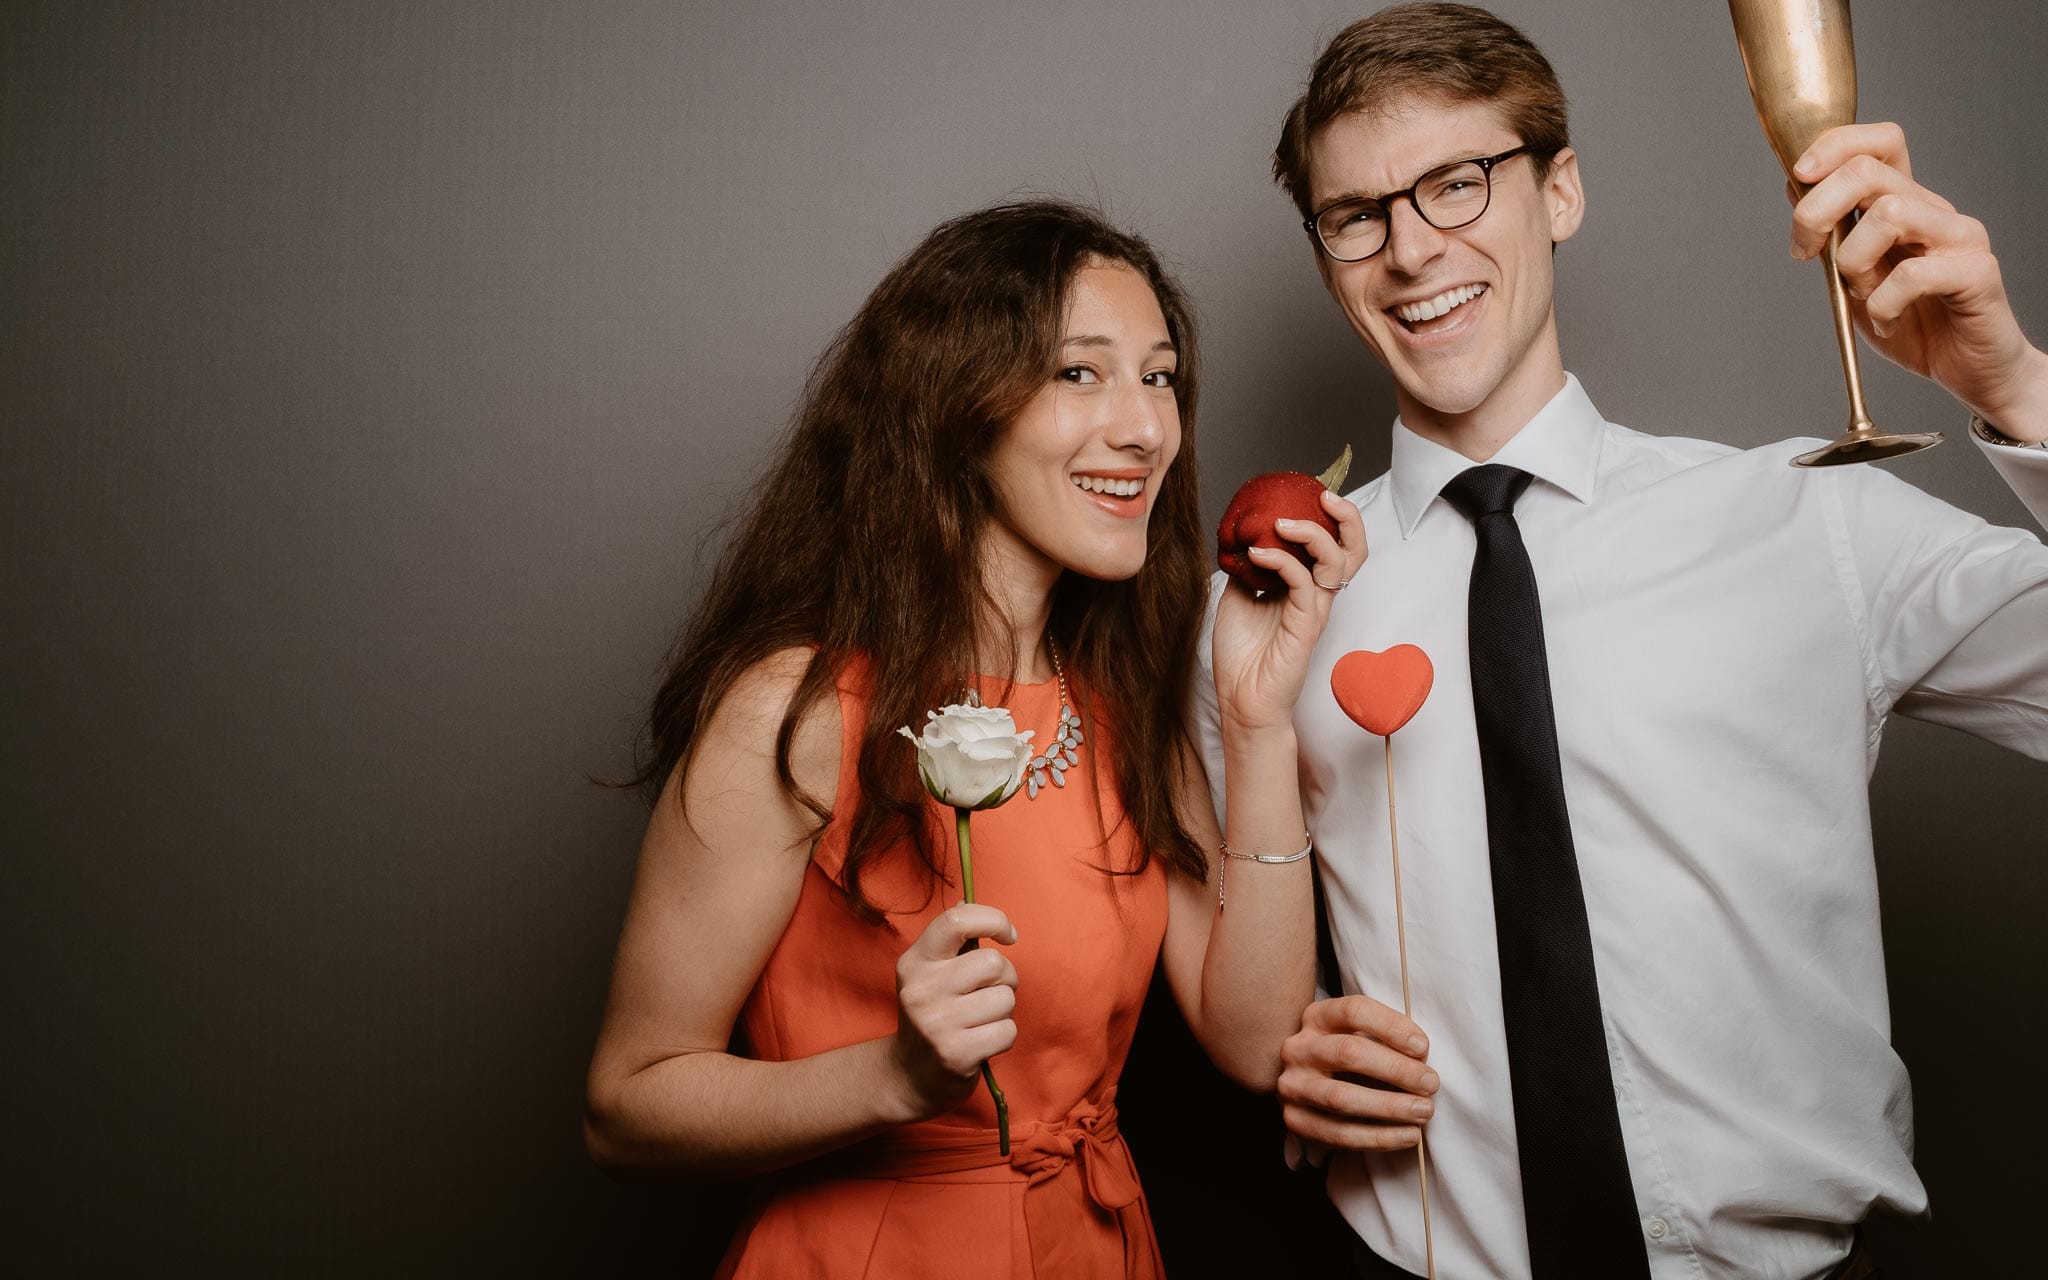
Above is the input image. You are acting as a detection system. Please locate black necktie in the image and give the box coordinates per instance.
[1440,465,1649,1279]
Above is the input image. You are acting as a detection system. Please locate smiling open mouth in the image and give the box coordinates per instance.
[1070,473,1148,519]
[1071,475,1144,498]
[1391,283,1487,333]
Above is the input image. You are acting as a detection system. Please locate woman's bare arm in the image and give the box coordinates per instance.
[583,650,1018,1179]
[1156,736,1316,1092]
[1157,491,1367,1091]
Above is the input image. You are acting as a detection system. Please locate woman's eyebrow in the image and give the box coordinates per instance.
[1060,335,1177,353]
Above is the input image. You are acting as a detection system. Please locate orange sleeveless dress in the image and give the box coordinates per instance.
[714,663,1170,1280]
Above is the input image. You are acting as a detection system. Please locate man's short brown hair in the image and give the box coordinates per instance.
[1274,3,1570,219]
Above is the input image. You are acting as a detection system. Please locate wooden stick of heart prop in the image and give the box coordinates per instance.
[1331,645,1437,1280]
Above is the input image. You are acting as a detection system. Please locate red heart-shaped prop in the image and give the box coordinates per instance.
[1331,646,1435,737]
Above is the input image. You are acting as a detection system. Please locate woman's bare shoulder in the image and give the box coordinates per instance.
[689,646,840,808]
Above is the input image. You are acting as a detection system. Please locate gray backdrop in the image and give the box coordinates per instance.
[5,1,2044,1274]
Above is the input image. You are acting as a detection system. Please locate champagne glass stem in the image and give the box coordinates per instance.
[1819,231,1877,437]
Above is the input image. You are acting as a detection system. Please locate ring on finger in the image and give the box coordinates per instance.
[1312,573,1341,591]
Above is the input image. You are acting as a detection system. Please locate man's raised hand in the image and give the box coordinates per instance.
[1791,121,2048,440]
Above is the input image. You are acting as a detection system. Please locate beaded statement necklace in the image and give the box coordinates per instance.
[1022,635,1083,800]
[963,632,1084,800]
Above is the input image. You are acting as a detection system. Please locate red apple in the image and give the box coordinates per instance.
[1216,445,1352,594]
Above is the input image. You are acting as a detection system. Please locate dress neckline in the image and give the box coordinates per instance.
[972,673,1057,692]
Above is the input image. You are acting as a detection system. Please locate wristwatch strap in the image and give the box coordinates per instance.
[1971,413,2039,448]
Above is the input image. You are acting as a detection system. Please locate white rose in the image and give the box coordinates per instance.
[898,703,1036,810]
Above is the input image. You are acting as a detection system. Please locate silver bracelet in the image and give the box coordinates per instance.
[1217,834,1313,911]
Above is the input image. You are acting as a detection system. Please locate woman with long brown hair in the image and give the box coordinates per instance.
[584,199,1364,1277]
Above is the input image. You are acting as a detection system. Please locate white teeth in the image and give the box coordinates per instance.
[1395,283,1486,324]
[1072,476,1143,497]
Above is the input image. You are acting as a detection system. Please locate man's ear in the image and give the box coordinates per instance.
[1545,146,1585,245]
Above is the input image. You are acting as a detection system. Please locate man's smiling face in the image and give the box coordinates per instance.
[1307,93,1584,439]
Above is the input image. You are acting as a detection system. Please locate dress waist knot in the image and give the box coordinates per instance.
[815,1089,1157,1279]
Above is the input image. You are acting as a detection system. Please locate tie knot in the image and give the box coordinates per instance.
[1440,464,1533,522]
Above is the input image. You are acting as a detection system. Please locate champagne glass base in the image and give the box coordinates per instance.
[1791,430,1946,468]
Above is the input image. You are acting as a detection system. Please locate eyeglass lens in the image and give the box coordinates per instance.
[1316,159,1495,261]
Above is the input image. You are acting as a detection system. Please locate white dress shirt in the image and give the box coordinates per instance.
[1193,376,2048,1280]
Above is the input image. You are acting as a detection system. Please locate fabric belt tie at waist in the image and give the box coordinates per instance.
[817,1093,1153,1279]
[1010,1096,1142,1212]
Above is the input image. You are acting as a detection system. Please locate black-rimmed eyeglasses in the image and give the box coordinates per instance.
[1305,145,1533,263]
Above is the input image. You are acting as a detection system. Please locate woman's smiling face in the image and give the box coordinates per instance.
[982,258,1181,586]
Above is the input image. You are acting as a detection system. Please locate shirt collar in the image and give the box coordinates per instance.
[1387,372,1606,539]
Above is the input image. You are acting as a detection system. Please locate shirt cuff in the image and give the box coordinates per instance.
[1973,417,2048,530]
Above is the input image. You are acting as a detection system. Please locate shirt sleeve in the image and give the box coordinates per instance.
[1837,465,2048,760]
[1975,431,2048,529]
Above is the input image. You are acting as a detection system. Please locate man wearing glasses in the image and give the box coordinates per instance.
[1191,4,2048,1278]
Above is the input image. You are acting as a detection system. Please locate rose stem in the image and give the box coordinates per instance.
[955,807,1010,1155]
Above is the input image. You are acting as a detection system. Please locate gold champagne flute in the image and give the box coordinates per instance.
[1729,0,1943,466]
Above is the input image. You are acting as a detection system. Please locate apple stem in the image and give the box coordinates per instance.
[1317,444,1354,492]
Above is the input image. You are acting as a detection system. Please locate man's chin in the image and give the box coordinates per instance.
[1363,329,1507,422]
[1396,373,1497,423]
